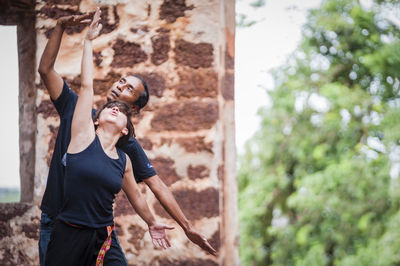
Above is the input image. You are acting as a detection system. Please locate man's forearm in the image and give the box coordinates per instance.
[38,23,64,74]
[145,176,192,232]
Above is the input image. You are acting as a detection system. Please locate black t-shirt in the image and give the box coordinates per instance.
[58,135,126,228]
[40,81,157,218]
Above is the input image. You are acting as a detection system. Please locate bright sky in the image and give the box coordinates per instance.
[0,1,322,188]
[235,0,322,154]
[0,26,20,188]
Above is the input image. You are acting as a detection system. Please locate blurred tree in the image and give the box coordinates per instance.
[238,0,400,265]
[236,0,266,28]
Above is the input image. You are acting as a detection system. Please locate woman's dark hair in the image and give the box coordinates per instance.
[94,100,135,147]
[130,74,149,112]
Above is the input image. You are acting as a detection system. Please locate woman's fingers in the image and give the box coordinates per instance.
[92,7,101,22]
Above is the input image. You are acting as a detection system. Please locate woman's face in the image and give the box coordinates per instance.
[98,105,128,134]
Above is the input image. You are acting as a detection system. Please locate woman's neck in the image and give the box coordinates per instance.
[95,127,120,152]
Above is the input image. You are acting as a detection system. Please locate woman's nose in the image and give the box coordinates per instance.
[112,106,120,112]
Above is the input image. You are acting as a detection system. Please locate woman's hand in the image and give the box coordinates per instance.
[149,223,175,249]
[86,7,102,40]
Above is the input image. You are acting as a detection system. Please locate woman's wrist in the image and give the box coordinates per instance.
[147,218,156,227]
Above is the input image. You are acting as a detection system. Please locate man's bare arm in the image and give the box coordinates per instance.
[144,175,217,256]
[38,13,92,100]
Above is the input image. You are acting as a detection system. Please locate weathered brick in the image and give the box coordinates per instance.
[174,39,213,69]
[151,100,218,131]
[22,221,39,240]
[0,203,30,222]
[156,258,218,266]
[115,192,136,217]
[154,188,219,220]
[138,137,153,151]
[187,165,209,180]
[37,99,58,119]
[177,136,213,154]
[175,69,218,98]
[151,32,170,65]
[159,0,194,23]
[137,72,166,98]
[221,73,234,100]
[128,225,146,250]
[151,157,180,185]
[111,39,147,68]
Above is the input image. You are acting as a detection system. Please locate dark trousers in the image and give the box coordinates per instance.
[44,219,128,266]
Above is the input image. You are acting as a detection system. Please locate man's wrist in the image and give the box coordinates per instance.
[56,21,66,30]
[182,222,194,233]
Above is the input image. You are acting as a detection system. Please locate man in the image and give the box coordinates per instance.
[38,12,216,265]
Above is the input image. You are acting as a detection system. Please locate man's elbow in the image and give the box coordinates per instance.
[38,65,51,76]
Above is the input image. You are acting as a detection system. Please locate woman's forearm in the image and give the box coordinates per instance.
[81,39,93,91]
[127,193,156,227]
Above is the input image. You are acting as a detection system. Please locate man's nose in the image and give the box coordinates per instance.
[112,106,120,112]
[116,84,124,91]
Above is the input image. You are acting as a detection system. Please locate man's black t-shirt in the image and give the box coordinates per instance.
[40,81,156,218]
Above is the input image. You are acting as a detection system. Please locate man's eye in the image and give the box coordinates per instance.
[120,78,126,84]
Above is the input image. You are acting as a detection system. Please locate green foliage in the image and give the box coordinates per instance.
[239,0,400,265]
[236,0,266,28]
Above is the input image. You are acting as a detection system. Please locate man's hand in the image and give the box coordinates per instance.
[86,7,102,40]
[185,228,217,256]
[149,224,175,249]
[57,12,93,29]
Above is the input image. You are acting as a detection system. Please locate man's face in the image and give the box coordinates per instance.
[106,76,145,106]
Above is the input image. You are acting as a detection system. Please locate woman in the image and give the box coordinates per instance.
[45,8,173,266]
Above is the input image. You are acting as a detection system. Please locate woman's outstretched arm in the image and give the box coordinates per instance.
[68,8,102,153]
[122,156,174,249]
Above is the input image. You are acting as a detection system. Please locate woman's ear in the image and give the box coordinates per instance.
[94,119,99,126]
[121,128,129,136]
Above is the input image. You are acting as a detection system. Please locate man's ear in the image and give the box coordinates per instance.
[131,105,139,114]
[121,128,129,136]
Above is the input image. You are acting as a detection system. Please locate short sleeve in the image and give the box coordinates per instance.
[51,81,78,118]
[121,137,157,183]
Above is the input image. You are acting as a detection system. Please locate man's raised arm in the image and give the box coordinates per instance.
[38,13,92,100]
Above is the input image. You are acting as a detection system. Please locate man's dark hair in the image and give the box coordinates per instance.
[131,74,149,112]
[94,100,135,147]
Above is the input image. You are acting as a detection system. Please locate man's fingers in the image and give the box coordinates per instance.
[203,242,217,256]
[78,12,94,20]
[199,237,217,256]
[80,19,92,24]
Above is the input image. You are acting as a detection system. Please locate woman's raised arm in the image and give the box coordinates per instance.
[68,8,102,153]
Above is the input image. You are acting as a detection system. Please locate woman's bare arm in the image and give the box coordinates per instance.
[68,8,102,153]
[122,156,174,249]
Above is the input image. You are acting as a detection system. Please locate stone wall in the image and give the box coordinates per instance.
[0,0,236,265]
